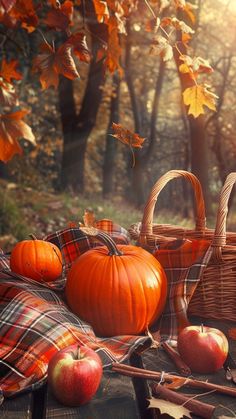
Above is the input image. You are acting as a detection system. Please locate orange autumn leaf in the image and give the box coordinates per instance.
[112,123,145,148]
[0,0,16,12]
[179,55,213,80]
[33,41,79,89]
[164,377,189,390]
[0,58,22,83]
[44,0,73,31]
[67,32,91,63]
[93,0,109,23]
[10,0,38,32]
[0,109,35,163]
[103,16,123,74]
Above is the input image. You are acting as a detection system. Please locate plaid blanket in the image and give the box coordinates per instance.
[0,274,150,400]
[0,223,152,400]
[153,239,212,346]
[45,219,130,276]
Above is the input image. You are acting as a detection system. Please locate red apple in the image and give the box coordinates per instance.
[47,344,103,406]
[177,324,228,374]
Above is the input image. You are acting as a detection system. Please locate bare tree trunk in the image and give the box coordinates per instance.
[59,1,107,192]
[174,9,211,215]
[124,19,165,206]
[102,73,120,197]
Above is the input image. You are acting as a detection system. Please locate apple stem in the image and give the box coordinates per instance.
[201,323,204,333]
[78,346,80,359]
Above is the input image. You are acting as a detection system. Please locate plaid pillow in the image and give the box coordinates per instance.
[153,239,212,346]
[0,277,150,400]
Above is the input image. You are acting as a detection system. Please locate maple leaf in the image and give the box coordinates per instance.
[161,16,194,34]
[148,398,191,419]
[32,41,79,89]
[174,1,197,24]
[150,35,173,61]
[44,0,73,31]
[0,109,35,163]
[183,84,218,118]
[0,59,22,83]
[67,32,91,63]
[10,0,39,32]
[104,17,123,74]
[179,55,213,80]
[112,123,145,148]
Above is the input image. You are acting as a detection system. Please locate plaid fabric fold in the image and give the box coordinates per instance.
[0,278,150,399]
[44,219,130,275]
[153,239,212,346]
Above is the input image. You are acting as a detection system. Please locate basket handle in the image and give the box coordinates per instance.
[140,170,206,236]
[212,172,236,259]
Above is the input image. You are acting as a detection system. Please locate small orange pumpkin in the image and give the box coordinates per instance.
[65,227,167,337]
[10,235,63,283]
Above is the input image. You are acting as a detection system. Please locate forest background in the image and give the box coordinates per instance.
[0,0,236,251]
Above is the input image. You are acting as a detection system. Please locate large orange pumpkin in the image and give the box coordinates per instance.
[10,235,63,283]
[65,227,167,337]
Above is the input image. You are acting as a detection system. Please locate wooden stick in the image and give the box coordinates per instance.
[112,363,236,398]
[162,342,191,376]
[151,383,215,419]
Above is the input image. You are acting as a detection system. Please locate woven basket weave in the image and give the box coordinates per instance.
[189,172,236,320]
[129,170,236,321]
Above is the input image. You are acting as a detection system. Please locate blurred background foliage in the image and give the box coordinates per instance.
[1,0,236,248]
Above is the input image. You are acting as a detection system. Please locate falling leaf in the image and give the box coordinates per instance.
[32,41,79,89]
[0,58,22,83]
[44,0,73,31]
[148,397,191,418]
[0,109,35,163]
[183,84,218,118]
[111,123,145,167]
[112,123,145,148]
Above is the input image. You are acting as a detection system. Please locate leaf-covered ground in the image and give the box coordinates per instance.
[0,179,144,252]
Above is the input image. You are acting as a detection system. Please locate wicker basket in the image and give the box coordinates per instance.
[129,170,236,321]
[189,172,236,321]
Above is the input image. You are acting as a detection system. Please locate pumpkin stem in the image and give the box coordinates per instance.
[29,234,37,240]
[80,226,123,256]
